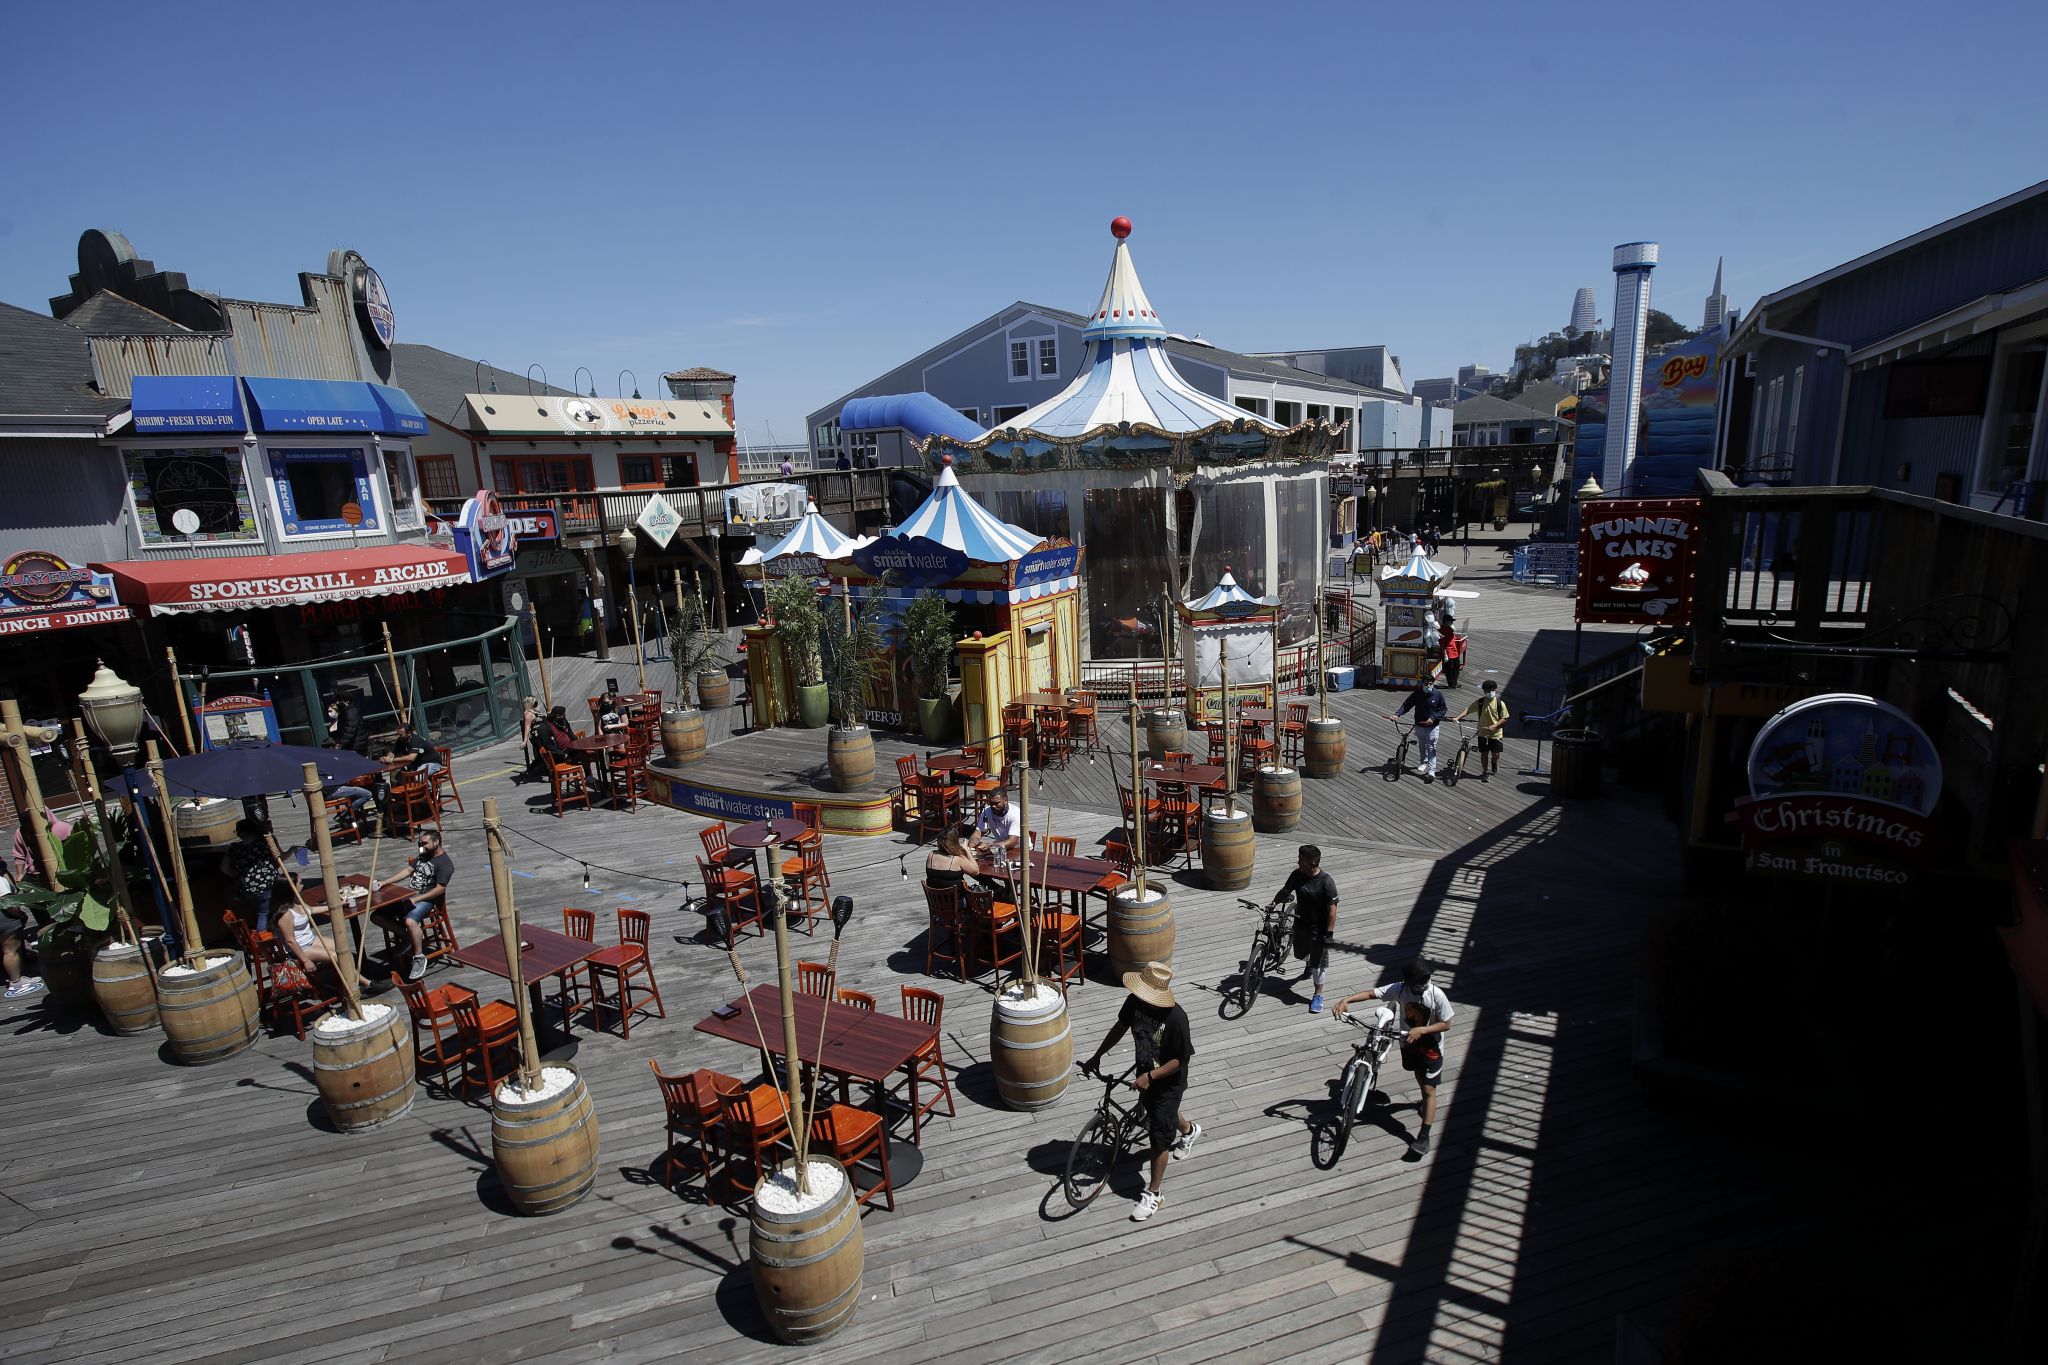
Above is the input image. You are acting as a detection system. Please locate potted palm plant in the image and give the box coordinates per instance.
[668,585,733,710]
[902,594,957,743]
[822,587,887,791]
[768,573,829,729]
[659,588,722,766]
[0,816,119,1014]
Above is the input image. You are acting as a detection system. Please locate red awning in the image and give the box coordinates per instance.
[95,546,472,616]
[0,605,134,638]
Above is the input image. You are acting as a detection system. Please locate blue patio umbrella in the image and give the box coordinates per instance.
[125,743,369,800]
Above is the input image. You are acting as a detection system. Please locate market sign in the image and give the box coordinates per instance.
[851,535,970,588]
[1576,496,1699,626]
[1013,544,1080,589]
[636,492,682,549]
[1729,693,1942,886]
[453,489,518,580]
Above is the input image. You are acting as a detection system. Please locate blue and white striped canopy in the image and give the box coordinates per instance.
[758,503,855,561]
[1381,550,1452,583]
[1186,569,1276,614]
[890,462,1043,564]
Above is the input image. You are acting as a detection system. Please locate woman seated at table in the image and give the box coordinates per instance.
[595,696,629,734]
[535,706,576,762]
[275,896,371,994]
[926,822,982,888]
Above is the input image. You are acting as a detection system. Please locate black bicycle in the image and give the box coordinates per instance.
[1221,895,1295,1019]
[1330,1008,1407,1161]
[1063,1063,1143,1209]
[1380,716,1414,782]
[1440,720,1473,788]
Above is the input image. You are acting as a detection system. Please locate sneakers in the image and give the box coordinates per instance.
[1423,771,1435,784]
[1171,1122,1203,1162]
[1130,1190,1162,1222]
[1309,993,1324,1013]
[1410,1129,1432,1156]
[4,977,44,1000]
[406,955,428,982]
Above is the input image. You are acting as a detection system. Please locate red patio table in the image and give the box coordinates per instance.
[453,924,600,1057]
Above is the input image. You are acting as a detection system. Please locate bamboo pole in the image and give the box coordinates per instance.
[66,720,141,951]
[165,646,198,754]
[1,699,58,887]
[144,740,202,965]
[673,568,689,700]
[1222,641,1237,817]
[381,623,409,729]
[1016,760,1035,986]
[1316,599,1328,723]
[298,763,361,1019]
[1271,599,1282,710]
[482,797,543,1093]
[769,879,809,1194]
[629,579,647,695]
[529,602,552,709]
[1127,672,1147,898]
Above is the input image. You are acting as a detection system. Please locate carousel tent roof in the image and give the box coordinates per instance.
[992,219,1287,441]
[891,460,1042,563]
[759,502,855,560]
[1381,550,1453,582]
[1185,568,1276,613]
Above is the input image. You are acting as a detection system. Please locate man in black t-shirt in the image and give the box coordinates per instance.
[1272,844,1340,1013]
[1083,962,1200,1223]
[374,826,454,981]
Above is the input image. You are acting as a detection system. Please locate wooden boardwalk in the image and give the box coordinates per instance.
[0,566,1788,1363]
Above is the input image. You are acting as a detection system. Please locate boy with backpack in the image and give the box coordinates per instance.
[1391,680,1449,782]
[1455,680,1509,781]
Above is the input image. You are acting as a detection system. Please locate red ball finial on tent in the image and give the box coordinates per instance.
[972,630,983,640]
[1110,216,1132,240]
[941,454,954,467]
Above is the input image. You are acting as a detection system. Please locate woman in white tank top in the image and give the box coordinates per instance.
[278,902,370,992]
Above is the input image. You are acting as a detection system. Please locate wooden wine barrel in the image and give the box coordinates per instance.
[1252,765,1303,833]
[312,1003,417,1133]
[659,708,707,765]
[491,1067,601,1215]
[174,796,241,846]
[751,1158,864,1345]
[1144,708,1187,760]
[826,726,875,792]
[157,954,259,1065]
[1202,808,1256,890]
[1302,717,1347,779]
[989,983,1073,1111]
[1107,884,1175,979]
[91,940,157,1035]
[696,670,732,709]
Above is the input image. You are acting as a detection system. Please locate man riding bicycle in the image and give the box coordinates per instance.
[1331,958,1455,1155]
[1393,679,1449,783]
[1269,844,1339,1013]
[1083,962,1200,1223]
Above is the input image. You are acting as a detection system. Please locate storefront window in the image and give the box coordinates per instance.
[382,446,422,529]
[979,488,1072,542]
[1082,486,1171,658]
[1275,475,1325,644]
[266,447,378,537]
[124,447,259,545]
[417,455,460,501]
[620,455,659,486]
[1187,480,1268,599]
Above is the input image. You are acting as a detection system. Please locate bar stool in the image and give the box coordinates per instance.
[1280,703,1310,766]
[1034,705,1070,769]
[1066,690,1098,750]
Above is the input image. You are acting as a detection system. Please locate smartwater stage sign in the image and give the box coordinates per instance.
[1576,497,1700,626]
[1729,693,1942,886]
[851,535,970,588]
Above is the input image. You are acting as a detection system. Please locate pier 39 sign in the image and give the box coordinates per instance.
[1575,496,1699,627]
[1729,693,1941,887]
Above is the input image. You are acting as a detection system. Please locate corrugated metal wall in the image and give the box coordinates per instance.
[90,334,234,398]
[0,442,134,564]
[1837,334,1995,493]
[1815,195,2048,344]
[221,279,363,381]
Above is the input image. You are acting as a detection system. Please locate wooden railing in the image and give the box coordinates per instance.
[426,469,890,542]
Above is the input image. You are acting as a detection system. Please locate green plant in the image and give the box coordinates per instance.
[767,573,824,686]
[0,815,125,955]
[902,594,957,700]
[667,585,731,702]
[821,586,889,729]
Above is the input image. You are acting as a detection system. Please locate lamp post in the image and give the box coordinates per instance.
[1569,475,1605,672]
[618,530,646,693]
[78,661,147,768]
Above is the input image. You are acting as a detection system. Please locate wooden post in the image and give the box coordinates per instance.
[1222,641,1237,818]
[1127,673,1147,898]
[67,720,141,950]
[381,623,409,728]
[672,568,689,698]
[299,762,361,1019]
[1016,761,1034,986]
[770,878,808,1194]
[529,602,551,709]
[1,699,59,886]
[165,645,198,754]
[482,798,543,1092]
[629,580,647,695]
[144,740,202,965]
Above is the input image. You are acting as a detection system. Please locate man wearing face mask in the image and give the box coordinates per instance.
[372,826,454,981]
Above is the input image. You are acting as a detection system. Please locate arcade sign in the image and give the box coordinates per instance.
[851,534,970,588]
[453,489,518,579]
[1576,496,1699,626]
[1729,693,1942,887]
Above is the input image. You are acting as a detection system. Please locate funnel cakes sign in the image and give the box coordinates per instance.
[1575,496,1699,626]
[1729,693,1941,886]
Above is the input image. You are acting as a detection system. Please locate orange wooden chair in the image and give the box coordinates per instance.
[778,803,825,882]
[795,960,836,999]
[585,909,666,1038]
[891,755,923,830]
[914,774,958,846]
[1067,691,1098,750]
[547,761,591,816]
[323,798,362,847]
[605,740,649,811]
[395,972,494,1093]
[808,1103,895,1212]
[965,886,1023,985]
[430,745,465,813]
[448,992,520,1102]
[1002,703,1034,764]
[1281,702,1310,766]
[920,881,969,982]
[1046,835,1077,859]
[1034,705,1070,768]
[695,856,762,946]
[1034,901,1086,995]
[699,821,752,873]
[558,908,603,1027]
[897,986,957,1144]
[387,773,442,835]
[836,987,876,1012]
[226,909,333,1040]
[649,1061,738,1189]
[717,1080,792,1198]
[782,842,830,934]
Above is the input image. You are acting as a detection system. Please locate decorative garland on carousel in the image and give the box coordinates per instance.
[915,413,1351,478]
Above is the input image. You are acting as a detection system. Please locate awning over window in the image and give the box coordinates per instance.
[370,383,430,436]
[95,545,471,615]
[244,378,383,435]
[131,376,247,434]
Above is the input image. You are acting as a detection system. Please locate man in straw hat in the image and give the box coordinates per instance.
[1083,962,1201,1222]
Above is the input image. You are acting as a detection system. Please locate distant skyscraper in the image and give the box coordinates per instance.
[1603,242,1659,494]
[1702,257,1728,333]
[1568,287,1597,337]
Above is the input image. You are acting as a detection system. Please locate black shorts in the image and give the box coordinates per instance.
[1478,736,1503,755]
[1140,1084,1185,1151]
[1401,1045,1443,1086]
[1294,925,1330,972]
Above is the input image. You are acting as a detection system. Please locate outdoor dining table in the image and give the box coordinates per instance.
[973,848,1124,935]
[563,731,628,793]
[298,872,401,953]
[726,816,808,887]
[694,983,939,1182]
[452,924,601,1058]
[1014,691,1076,711]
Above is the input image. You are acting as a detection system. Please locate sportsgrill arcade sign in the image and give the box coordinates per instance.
[1575,496,1700,626]
[1729,693,1942,886]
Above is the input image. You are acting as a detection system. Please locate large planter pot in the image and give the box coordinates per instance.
[312,1002,417,1133]
[38,930,104,1014]
[916,694,953,744]
[1302,717,1347,778]
[826,725,876,792]
[491,1064,601,1215]
[660,707,707,765]
[751,1157,864,1345]
[990,981,1073,1111]
[794,683,830,729]
[157,952,260,1064]
[1144,708,1187,760]
[695,670,732,709]
[1252,765,1303,833]
[92,939,158,1035]
[1202,808,1256,891]
[1107,884,1175,979]
[174,796,241,847]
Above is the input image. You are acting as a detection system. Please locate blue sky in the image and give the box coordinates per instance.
[4,0,2045,446]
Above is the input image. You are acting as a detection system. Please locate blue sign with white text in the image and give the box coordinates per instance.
[852,534,970,588]
[1014,545,1079,588]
